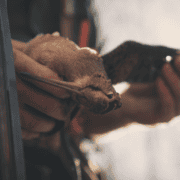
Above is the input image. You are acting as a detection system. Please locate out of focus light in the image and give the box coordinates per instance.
[113,82,130,94]
[165,55,173,62]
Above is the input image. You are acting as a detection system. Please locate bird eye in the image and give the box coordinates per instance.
[107,90,113,99]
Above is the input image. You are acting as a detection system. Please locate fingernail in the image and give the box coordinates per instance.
[52,31,60,36]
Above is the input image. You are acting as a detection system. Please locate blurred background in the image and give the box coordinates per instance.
[7,0,180,179]
[93,0,180,54]
[82,0,180,180]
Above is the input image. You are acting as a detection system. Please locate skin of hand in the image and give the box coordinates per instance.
[12,32,79,152]
[12,31,113,153]
[78,57,180,136]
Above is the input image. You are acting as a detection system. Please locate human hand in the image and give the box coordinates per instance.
[119,51,180,125]
[79,43,180,135]
[79,60,180,135]
[13,31,121,149]
[102,41,180,124]
[13,32,77,144]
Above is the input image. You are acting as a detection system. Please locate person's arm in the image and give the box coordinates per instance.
[78,43,180,136]
[77,83,156,135]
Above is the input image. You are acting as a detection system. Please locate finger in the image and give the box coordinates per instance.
[17,76,77,122]
[161,63,180,100]
[19,105,56,133]
[14,48,71,99]
[155,76,175,121]
[11,39,27,52]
